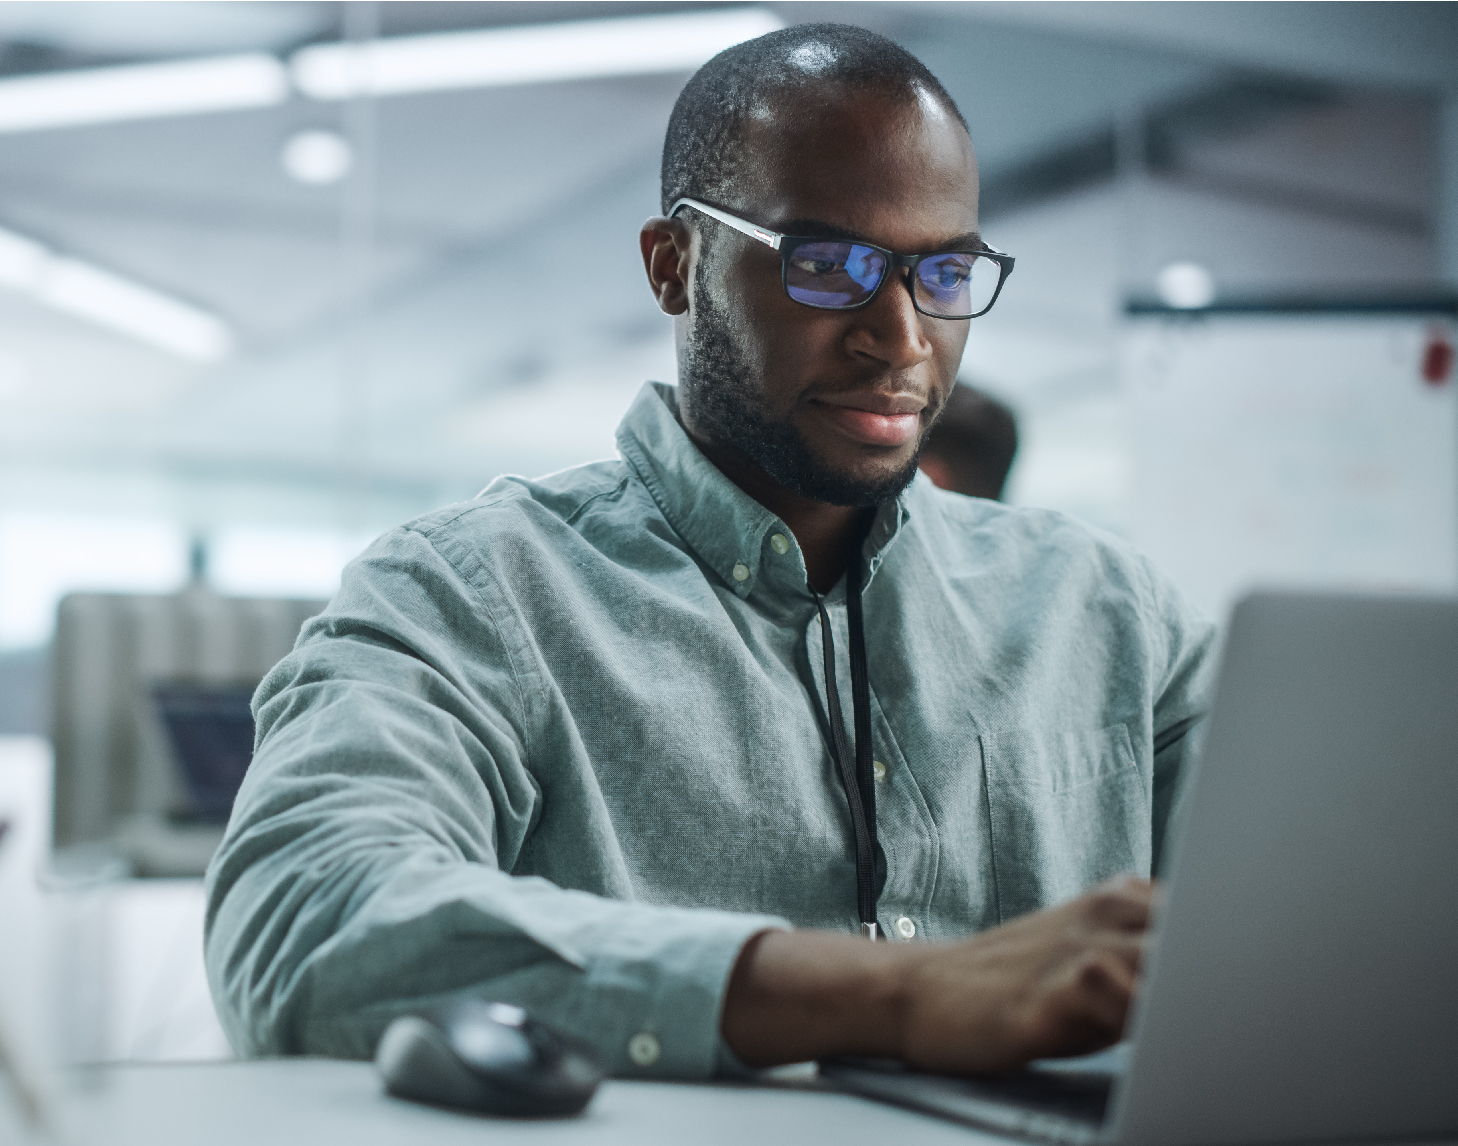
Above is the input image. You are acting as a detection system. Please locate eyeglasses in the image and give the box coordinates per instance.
[669,197,1014,320]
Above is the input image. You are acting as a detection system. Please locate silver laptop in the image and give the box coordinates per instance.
[824,590,1458,1145]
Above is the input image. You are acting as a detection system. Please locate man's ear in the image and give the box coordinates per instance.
[640,217,692,316]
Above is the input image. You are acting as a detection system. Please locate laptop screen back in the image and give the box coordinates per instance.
[1113,591,1458,1146]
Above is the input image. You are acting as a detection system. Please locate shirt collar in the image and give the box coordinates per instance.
[616,382,910,601]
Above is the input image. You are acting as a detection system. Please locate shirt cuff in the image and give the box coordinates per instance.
[577,910,790,1080]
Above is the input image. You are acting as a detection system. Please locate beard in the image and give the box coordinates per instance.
[680,279,923,508]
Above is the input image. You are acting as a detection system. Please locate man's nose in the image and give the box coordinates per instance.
[843,268,934,370]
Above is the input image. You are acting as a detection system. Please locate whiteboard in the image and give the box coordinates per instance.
[1123,312,1458,621]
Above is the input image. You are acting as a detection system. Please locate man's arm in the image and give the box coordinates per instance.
[723,875,1152,1072]
[204,523,787,1077]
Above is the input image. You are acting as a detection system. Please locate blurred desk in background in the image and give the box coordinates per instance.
[0,736,229,1069]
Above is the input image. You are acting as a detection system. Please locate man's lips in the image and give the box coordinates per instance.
[812,394,925,447]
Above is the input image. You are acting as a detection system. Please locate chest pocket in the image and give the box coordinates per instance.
[980,723,1150,922]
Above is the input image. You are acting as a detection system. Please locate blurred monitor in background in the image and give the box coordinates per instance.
[150,682,257,825]
[918,383,1018,501]
[49,589,324,878]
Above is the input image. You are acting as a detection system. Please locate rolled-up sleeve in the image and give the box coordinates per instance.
[203,524,787,1078]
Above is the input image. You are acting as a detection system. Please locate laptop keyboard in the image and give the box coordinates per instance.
[821,1056,1115,1144]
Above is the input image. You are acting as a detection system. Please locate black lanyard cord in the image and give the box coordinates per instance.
[814,554,880,938]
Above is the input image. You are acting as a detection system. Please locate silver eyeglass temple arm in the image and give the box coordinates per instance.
[669,197,783,251]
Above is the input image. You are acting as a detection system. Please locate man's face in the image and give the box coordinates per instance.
[677,87,979,507]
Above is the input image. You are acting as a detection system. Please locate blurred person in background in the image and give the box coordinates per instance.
[917,383,1018,500]
[206,24,1212,1081]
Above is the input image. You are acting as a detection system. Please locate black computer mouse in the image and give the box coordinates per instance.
[375,998,603,1117]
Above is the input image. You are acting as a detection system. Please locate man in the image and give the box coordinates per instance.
[206,25,1212,1079]
[918,384,1019,501]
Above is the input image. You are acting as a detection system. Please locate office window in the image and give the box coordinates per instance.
[0,514,187,649]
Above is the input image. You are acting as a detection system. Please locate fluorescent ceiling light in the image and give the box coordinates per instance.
[0,53,288,134]
[291,6,785,99]
[1156,262,1216,309]
[0,8,781,133]
[0,225,233,362]
[280,129,353,185]
[39,259,233,362]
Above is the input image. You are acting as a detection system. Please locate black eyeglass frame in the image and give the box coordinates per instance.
[669,197,1015,320]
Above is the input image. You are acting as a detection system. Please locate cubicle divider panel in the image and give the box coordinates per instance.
[51,590,325,875]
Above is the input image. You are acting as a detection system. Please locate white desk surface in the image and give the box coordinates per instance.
[39,1058,1002,1146]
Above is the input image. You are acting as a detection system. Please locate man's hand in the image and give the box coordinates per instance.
[722,875,1153,1074]
[895,875,1151,1073]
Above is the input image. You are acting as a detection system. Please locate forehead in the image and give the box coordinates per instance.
[736,85,979,248]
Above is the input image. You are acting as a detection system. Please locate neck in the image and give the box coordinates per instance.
[686,431,870,594]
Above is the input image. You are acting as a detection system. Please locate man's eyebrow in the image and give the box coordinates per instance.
[777,218,984,250]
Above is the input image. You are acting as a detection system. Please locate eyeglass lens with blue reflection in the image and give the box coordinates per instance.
[670,198,1015,320]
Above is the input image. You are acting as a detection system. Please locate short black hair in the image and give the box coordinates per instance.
[660,22,968,216]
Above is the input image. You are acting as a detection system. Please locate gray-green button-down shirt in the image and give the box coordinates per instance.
[205,381,1215,1079]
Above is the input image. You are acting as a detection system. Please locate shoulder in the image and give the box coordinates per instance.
[900,477,1208,630]
[905,476,1139,576]
[901,478,1213,666]
[397,458,642,553]
[316,459,646,641]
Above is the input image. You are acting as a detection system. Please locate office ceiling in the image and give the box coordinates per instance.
[0,1,1450,530]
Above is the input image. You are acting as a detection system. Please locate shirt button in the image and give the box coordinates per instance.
[872,760,886,783]
[895,916,917,939]
[627,1031,661,1067]
[732,563,749,582]
[770,533,790,555]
